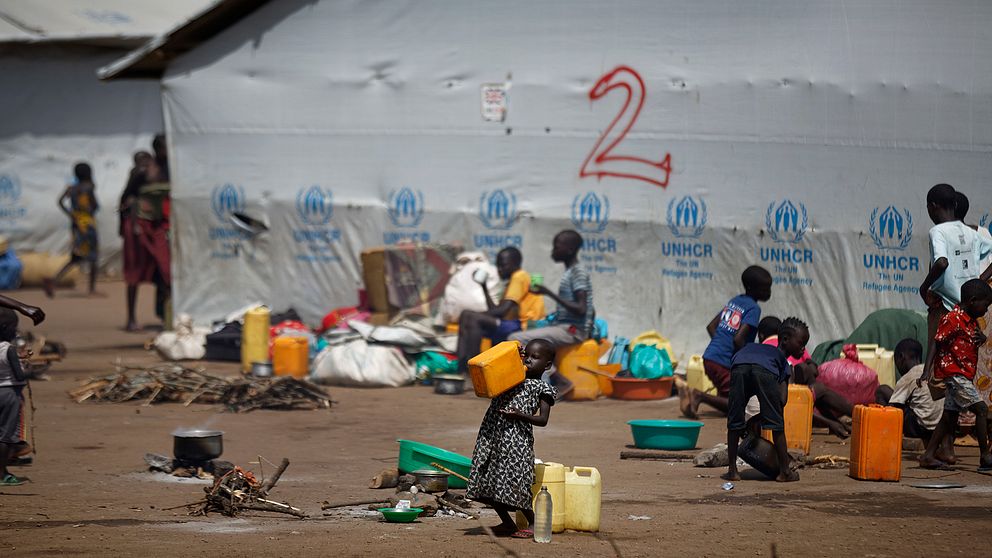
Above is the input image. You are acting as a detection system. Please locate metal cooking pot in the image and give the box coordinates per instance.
[173,429,224,461]
[251,361,273,378]
[412,469,449,493]
[433,374,466,395]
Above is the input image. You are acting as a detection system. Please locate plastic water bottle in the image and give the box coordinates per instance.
[533,486,552,543]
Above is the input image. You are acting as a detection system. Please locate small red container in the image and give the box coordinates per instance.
[608,376,674,400]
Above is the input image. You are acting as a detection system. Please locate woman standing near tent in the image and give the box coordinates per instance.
[43,163,100,298]
[120,150,152,331]
[119,146,171,332]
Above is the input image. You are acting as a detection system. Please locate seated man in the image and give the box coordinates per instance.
[876,338,944,450]
[456,247,544,372]
[509,230,594,351]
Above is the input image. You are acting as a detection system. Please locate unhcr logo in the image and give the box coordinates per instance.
[296,185,334,226]
[869,206,913,251]
[571,192,610,233]
[0,175,21,202]
[765,199,808,244]
[478,189,517,230]
[211,184,245,222]
[981,213,990,234]
[666,196,707,238]
[388,187,424,228]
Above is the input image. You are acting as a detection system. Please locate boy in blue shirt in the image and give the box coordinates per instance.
[680,265,772,419]
[723,317,809,483]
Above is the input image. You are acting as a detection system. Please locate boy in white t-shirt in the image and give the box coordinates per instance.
[920,184,992,373]
[953,191,992,276]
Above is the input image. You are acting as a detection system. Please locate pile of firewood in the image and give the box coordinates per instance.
[186,458,305,518]
[68,364,331,412]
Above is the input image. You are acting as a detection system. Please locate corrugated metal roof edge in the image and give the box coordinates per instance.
[98,0,269,80]
[0,35,148,48]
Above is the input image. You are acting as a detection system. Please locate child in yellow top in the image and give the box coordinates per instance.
[456,247,544,372]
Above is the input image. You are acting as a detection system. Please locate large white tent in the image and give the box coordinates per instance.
[0,0,207,270]
[105,0,992,355]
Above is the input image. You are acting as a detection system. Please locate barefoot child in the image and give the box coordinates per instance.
[680,265,772,418]
[467,339,557,538]
[724,317,810,483]
[44,162,100,297]
[918,279,992,471]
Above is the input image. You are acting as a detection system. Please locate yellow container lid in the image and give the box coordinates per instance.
[535,462,566,483]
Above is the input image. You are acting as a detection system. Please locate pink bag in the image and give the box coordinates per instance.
[816,345,879,406]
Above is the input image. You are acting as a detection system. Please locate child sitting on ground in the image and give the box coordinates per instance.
[918,279,992,471]
[724,317,810,483]
[679,265,772,419]
[466,339,558,538]
[876,339,945,453]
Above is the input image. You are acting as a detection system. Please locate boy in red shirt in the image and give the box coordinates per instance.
[918,279,992,471]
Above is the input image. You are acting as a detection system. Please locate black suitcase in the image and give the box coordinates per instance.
[205,323,242,362]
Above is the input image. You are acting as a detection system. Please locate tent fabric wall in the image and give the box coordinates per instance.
[160,0,992,355]
[0,44,164,271]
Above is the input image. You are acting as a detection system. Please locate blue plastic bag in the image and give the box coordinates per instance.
[592,318,608,341]
[607,336,630,370]
[629,343,674,379]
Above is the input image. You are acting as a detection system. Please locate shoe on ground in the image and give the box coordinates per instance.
[0,474,24,486]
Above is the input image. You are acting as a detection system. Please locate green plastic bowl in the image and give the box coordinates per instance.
[378,507,423,523]
[628,419,704,450]
[397,439,472,489]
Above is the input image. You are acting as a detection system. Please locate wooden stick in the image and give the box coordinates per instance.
[620,450,695,461]
[438,497,478,519]
[258,458,289,496]
[578,365,616,378]
[430,462,470,483]
[162,500,206,511]
[369,469,400,489]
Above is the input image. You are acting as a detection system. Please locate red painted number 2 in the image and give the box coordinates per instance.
[579,66,672,188]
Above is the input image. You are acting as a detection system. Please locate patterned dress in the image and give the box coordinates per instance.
[68,183,98,262]
[467,379,557,510]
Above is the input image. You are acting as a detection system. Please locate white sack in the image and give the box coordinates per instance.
[439,252,500,324]
[310,338,415,387]
[153,314,209,361]
[348,320,428,348]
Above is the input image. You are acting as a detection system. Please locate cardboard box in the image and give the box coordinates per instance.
[360,248,391,314]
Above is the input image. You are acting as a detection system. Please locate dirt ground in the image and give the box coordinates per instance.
[1,281,991,557]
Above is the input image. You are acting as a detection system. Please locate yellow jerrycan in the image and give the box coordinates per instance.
[564,466,601,532]
[686,354,717,394]
[241,306,271,372]
[517,461,566,533]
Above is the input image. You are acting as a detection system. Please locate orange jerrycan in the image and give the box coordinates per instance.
[555,339,608,401]
[850,404,903,481]
[273,336,309,378]
[468,341,525,398]
[762,384,815,454]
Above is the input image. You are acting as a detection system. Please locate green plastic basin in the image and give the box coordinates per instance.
[628,419,704,450]
[378,507,423,523]
[397,439,472,489]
